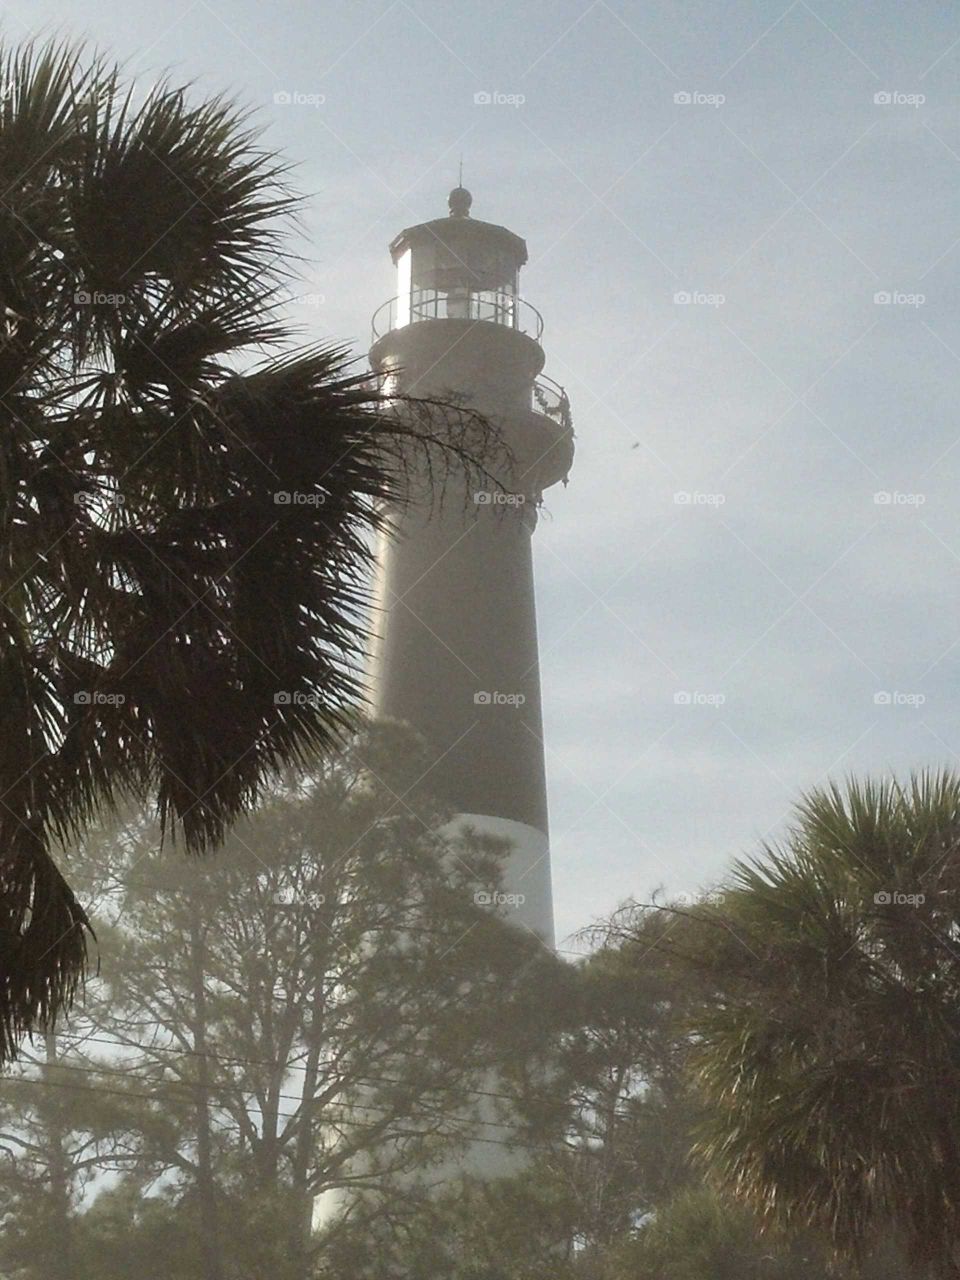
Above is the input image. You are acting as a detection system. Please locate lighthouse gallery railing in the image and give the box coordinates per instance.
[371,287,544,342]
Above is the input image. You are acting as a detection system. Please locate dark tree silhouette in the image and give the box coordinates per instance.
[0,41,491,1063]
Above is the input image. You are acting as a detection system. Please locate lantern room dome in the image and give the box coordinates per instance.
[448,185,473,217]
[387,192,528,272]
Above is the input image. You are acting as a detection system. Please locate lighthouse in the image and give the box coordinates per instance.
[313,192,574,1231]
[368,186,574,946]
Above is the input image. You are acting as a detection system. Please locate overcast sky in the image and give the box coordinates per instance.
[10,0,960,944]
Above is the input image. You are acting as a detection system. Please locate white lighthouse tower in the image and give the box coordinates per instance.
[369,186,573,947]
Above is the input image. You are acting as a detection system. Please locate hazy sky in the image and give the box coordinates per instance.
[11,0,960,943]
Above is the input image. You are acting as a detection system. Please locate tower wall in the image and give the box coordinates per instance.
[371,496,554,939]
[368,315,571,945]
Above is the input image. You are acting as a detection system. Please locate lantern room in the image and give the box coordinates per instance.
[372,187,542,339]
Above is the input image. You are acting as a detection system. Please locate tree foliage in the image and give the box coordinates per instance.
[0,723,563,1278]
[669,772,960,1276]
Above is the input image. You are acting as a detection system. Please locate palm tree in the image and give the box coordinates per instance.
[678,771,960,1278]
[0,42,489,1063]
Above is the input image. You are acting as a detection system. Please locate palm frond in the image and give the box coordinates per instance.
[0,40,502,1063]
[680,769,960,1275]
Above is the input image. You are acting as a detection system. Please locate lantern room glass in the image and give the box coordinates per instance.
[391,235,520,330]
